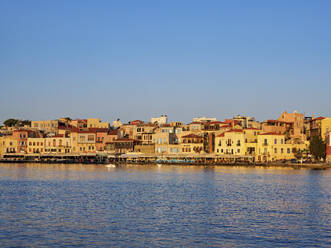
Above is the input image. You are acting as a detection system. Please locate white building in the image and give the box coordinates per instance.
[151,115,167,125]
[112,119,123,128]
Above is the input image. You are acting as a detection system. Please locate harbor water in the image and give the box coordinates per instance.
[0,163,330,247]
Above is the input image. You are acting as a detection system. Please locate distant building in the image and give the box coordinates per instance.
[233,115,260,129]
[193,117,216,122]
[112,119,123,128]
[278,111,305,141]
[87,118,110,129]
[31,120,59,133]
[151,115,168,125]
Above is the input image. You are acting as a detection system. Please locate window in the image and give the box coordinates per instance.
[221,149,223,153]
[237,149,240,153]
[264,139,267,145]
[281,148,284,153]
[274,148,277,153]
[237,140,241,146]
[281,139,284,144]
[88,135,94,141]
[217,149,219,153]
[287,148,290,154]
[274,139,277,144]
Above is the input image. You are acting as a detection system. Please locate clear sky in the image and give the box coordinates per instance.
[1,0,331,124]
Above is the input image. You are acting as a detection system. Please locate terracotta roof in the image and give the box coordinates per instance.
[259,132,282,136]
[70,127,96,133]
[217,133,225,137]
[220,124,231,128]
[313,116,325,121]
[182,134,203,139]
[266,119,279,123]
[89,128,108,133]
[50,134,64,138]
[227,129,243,133]
[244,128,260,130]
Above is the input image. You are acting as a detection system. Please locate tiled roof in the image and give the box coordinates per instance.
[227,129,243,133]
[244,128,260,130]
[259,132,282,136]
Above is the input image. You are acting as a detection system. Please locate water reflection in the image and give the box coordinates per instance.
[0,163,330,247]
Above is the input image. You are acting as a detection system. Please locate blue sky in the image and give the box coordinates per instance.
[1,0,330,124]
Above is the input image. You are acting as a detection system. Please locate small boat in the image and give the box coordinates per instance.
[105,164,116,168]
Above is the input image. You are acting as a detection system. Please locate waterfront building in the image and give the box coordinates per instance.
[181,134,204,154]
[256,133,306,162]
[27,137,45,154]
[70,128,96,153]
[215,129,245,156]
[153,126,177,154]
[132,124,156,144]
[326,131,331,162]
[134,144,155,154]
[44,135,71,154]
[0,136,18,154]
[95,128,109,152]
[114,138,136,154]
[321,117,331,141]
[243,128,262,156]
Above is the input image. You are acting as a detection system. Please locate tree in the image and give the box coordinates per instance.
[3,118,31,127]
[309,136,326,161]
[3,119,20,127]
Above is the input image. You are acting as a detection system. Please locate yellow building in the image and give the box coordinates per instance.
[181,134,204,154]
[215,129,245,156]
[243,128,261,156]
[321,117,331,141]
[27,138,45,154]
[87,118,110,129]
[256,133,307,162]
[45,136,71,154]
[0,136,18,154]
[71,129,96,153]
